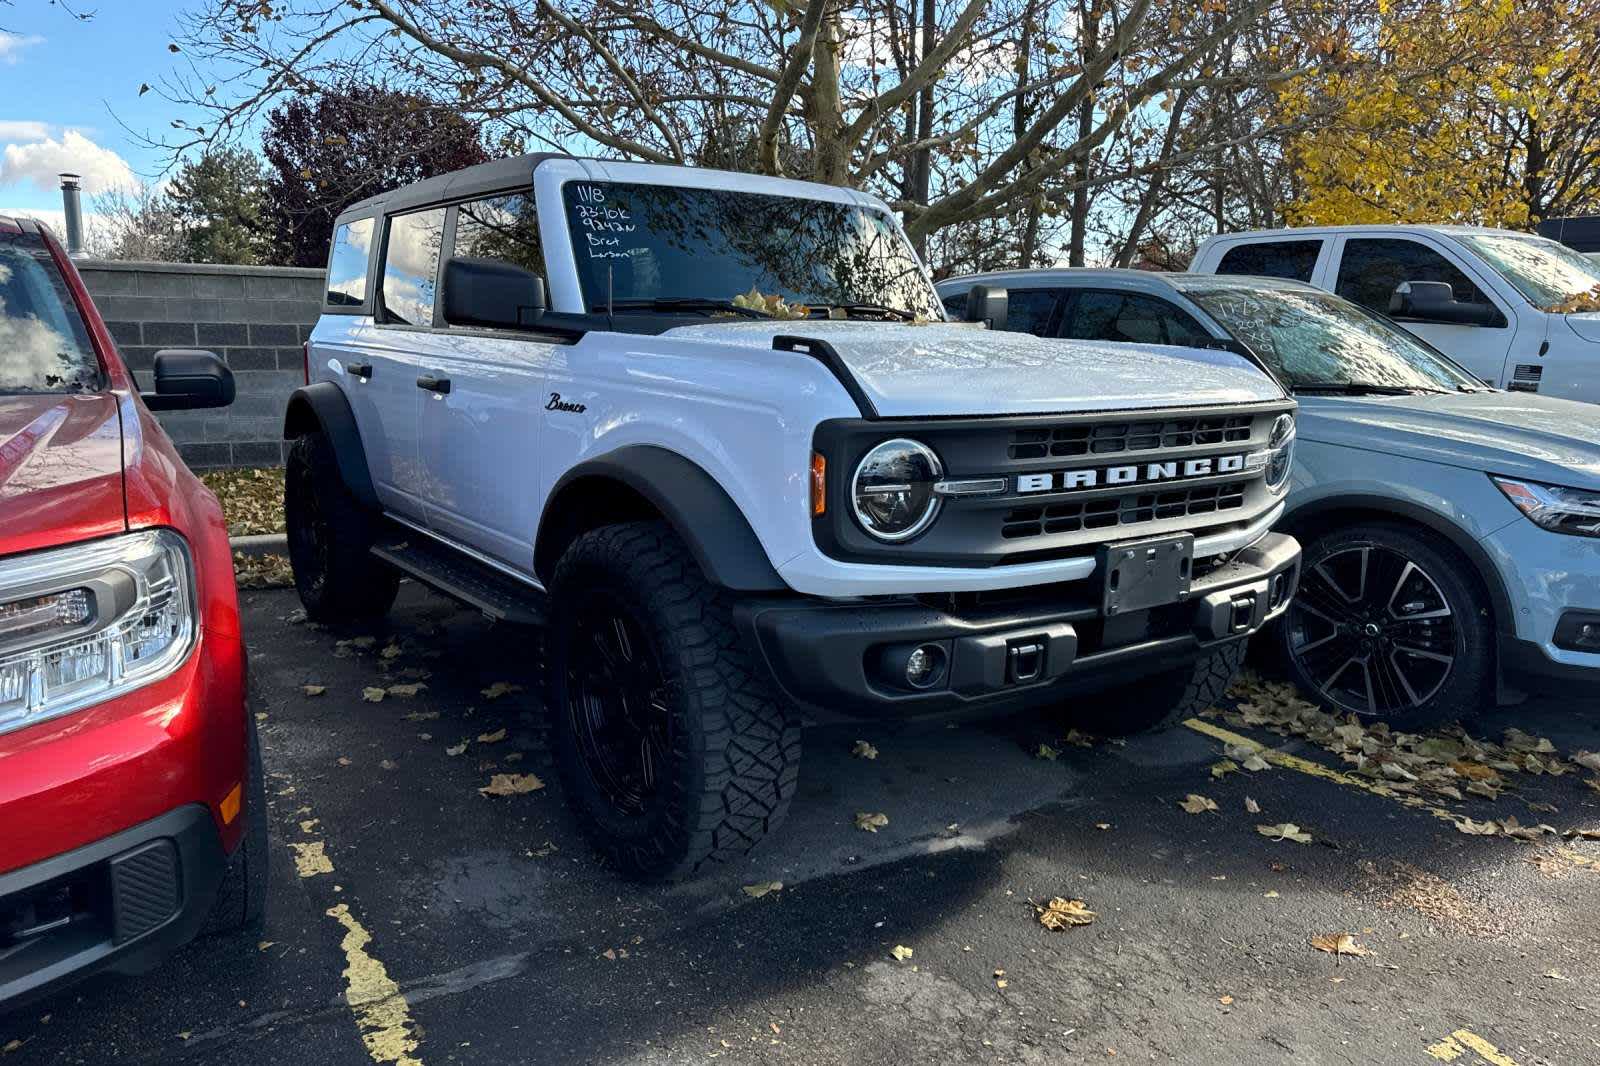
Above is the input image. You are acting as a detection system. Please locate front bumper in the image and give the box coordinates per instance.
[0,805,225,1011]
[742,532,1300,717]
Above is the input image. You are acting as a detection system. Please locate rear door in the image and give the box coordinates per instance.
[1326,234,1516,386]
[415,190,558,568]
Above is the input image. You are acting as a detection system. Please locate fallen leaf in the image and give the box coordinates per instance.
[1095,822,1112,830]
[855,811,889,833]
[890,945,914,961]
[1545,970,1569,980]
[1310,933,1370,957]
[851,740,878,760]
[480,681,523,700]
[379,759,397,771]
[1035,896,1096,930]
[1245,797,1261,814]
[1452,760,1499,782]
[361,687,386,703]
[336,756,351,767]
[478,773,544,797]
[1036,743,1061,761]
[1263,890,1280,898]
[995,978,1008,988]
[1573,750,1600,773]
[380,642,402,660]
[602,948,617,960]
[1179,794,1219,814]
[1256,823,1312,843]
[446,741,468,756]
[350,636,376,650]
[1587,778,1600,795]
[1062,729,1096,747]
[1241,754,1271,772]
[1380,762,1418,782]
[1455,817,1499,836]
[742,880,783,899]
[386,682,426,698]
[1466,779,1501,800]
[3,1040,21,1054]
[402,710,440,722]
[1505,728,1555,754]
[302,684,326,697]
[1210,759,1239,779]
[477,728,507,744]
[257,941,275,950]
[1219,995,1234,1005]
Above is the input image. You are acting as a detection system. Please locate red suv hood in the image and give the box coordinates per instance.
[0,392,126,556]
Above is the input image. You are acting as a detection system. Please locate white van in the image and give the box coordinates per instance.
[1191,225,1600,403]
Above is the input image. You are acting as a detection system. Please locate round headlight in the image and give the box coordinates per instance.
[852,439,944,541]
[1266,413,1295,492]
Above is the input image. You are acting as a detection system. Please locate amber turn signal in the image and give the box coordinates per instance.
[810,452,827,516]
[220,782,242,825]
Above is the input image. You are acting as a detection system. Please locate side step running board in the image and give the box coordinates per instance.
[371,531,547,626]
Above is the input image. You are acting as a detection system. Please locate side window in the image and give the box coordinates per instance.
[1214,240,1323,282]
[379,207,447,326]
[1335,238,1491,315]
[452,193,545,279]
[1003,289,1062,336]
[325,217,374,308]
[1061,291,1215,348]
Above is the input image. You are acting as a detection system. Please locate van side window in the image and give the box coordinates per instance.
[453,194,545,280]
[1335,238,1491,315]
[1061,291,1214,348]
[326,217,375,308]
[379,207,447,325]
[1214,240,1323,282]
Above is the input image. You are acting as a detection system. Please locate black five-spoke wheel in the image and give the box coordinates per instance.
[1279,523,1492,724]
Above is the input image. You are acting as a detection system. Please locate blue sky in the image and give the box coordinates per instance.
[0,1,198,224]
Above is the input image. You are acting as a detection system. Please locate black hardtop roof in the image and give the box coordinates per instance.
[336,152,568,222]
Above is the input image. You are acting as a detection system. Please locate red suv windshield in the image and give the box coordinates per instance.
[0,227,103,394]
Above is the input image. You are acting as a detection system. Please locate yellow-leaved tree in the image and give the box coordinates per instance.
[1279,0,1600,227]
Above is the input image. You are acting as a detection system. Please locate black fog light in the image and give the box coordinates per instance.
[876,641,950,691]
[1555,611,1600,652]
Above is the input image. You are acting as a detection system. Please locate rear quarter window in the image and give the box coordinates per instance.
[0,229,102,393]
[326,217,376,309]
[1214,240,1323,282]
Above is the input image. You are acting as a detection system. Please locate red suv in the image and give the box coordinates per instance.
[0,217,265,1009]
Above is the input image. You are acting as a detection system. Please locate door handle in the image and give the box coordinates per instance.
[416,375,451,394]
[348,361,373,380]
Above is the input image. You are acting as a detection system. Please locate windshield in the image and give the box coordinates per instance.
[562,181,942,319]
[1184,285,1483,393]
[1453,232,1600,312]
[0,229,102,393]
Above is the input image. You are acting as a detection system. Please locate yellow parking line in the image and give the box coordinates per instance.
[1426,1029,1521,1065]
[1182,718,1460,825]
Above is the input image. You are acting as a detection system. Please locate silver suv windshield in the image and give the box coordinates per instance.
[1183,284,1484,393]
[561,181,942,320]
[1454,232,1600,312]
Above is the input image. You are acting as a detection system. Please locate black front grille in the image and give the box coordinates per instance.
[1008,415,1254,461]
[1001,481,1248,540]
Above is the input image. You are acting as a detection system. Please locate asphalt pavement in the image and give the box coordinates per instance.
[4,582,1599,1065]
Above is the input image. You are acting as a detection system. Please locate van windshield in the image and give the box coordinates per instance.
[0,228,102,393]
[1183,285,1484,393]
[561,181,942,320]
[1453,232,1600,312]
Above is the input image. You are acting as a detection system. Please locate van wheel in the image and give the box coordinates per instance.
[284,430,398,622]
[546,521,801,881]
[205,711,268,934]
[1074,639,1247,736]
[1276,523,1491,727]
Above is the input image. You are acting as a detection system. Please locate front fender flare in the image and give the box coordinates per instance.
[282,382,378,509]
[537,447,786,592]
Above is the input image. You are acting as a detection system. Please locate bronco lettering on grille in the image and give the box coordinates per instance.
[1016,453,1256,494]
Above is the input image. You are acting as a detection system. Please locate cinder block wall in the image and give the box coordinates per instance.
[77,260,325,468]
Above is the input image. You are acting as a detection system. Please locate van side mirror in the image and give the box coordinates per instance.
[442,256,547,330]
[1389,280,1500,327]
[963,284,1008,330]
[142,349,234,411]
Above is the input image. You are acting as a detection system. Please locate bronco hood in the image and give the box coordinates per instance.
[0,392,127,556]
[1296,390,1600,489]
[663,320,1283,416]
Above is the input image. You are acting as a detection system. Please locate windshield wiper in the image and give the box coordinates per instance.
[1293,383,1446,396]
[818,302,919,321]
[598,297,771,319]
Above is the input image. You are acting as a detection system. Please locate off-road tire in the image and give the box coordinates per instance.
[546,521,801,881]
[284,430,398,622]
[204,711,268,934]
[1075,639,1247,736]
[1274,522,1492,728]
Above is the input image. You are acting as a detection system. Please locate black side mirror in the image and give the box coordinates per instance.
[442,256,547,330]
[963,284,1008,330]
[1389,280,1500,327]
[142,350,234,411]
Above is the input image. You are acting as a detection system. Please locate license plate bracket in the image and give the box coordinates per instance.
[1100,533,1194,615]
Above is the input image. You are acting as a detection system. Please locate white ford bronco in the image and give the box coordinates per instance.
[283,154,1302,879]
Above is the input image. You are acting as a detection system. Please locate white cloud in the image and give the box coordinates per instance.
[0,32,45,65]
[0,121,51,142]
[0,129,136,196]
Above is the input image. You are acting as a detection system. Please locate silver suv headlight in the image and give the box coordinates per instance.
[0,530,198,737]
[1265,413,1295,493]
[1493,476,1600,538]
[852,438,944,541]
